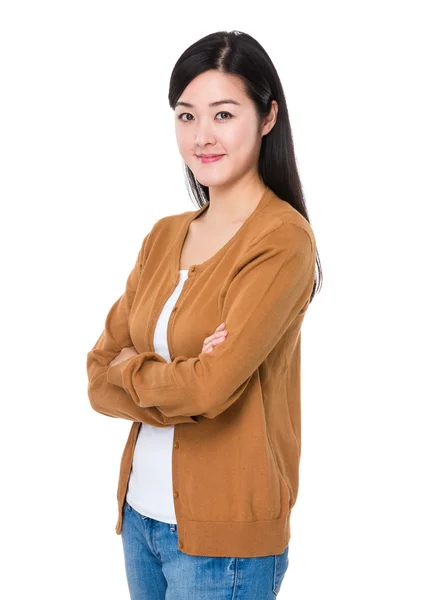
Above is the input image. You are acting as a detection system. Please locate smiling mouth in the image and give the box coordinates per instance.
[196,154,224,158]
[196,154,225,163]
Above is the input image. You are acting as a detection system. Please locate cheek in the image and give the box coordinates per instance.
[177,137,198,162]
[175,129,189,152]
[225,122,256,152]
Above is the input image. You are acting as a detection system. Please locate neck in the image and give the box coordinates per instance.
[203,176,268,226]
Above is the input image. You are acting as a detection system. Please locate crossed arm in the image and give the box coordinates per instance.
[87,223,315,423]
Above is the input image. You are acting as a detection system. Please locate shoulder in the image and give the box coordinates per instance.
[151,208,195,235]
[251,193,316,257]
[139,207,196,258]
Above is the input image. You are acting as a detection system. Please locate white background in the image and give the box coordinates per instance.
[1,1,420,598]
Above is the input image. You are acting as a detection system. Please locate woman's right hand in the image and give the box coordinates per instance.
[201,322,228,353]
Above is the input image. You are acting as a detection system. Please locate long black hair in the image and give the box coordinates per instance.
[168,30,322,302]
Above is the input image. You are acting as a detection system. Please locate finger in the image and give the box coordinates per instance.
[202,341,215,353]
[202,336,226,353]
[204,331,227,345]
[204,324,227,344]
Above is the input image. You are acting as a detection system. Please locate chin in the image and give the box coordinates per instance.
[197,178,230,189]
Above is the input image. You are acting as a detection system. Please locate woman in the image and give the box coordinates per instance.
[87,30,322,599]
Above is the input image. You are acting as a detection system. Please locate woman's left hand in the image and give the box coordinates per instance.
[109,345,138,367]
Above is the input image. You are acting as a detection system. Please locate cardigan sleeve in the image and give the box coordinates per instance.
[106,223,316,420]
[86,232,201,425]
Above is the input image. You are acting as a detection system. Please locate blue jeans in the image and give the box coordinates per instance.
[121,500,289,599]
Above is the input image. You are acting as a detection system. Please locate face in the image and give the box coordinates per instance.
[174,70,276,189]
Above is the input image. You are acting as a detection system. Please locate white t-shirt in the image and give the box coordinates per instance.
[125,269,189,523]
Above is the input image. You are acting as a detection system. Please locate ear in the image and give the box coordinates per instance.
[261,100,278,136]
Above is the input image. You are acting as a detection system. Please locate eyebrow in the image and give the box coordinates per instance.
[175,99,241,109]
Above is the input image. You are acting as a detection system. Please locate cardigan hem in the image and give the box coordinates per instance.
[115,500,291,557]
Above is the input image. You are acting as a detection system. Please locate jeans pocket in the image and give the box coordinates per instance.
[272,545,289,595]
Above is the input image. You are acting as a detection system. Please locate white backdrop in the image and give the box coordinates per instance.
[1,1,420,598]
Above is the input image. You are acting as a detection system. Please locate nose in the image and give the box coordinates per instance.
[194,119,217,147]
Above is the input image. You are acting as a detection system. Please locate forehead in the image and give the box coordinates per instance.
[175,70,247,109]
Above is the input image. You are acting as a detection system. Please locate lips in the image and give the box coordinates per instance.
[196,154,225,164]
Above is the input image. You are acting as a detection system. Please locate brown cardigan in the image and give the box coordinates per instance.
[86,187,316,557]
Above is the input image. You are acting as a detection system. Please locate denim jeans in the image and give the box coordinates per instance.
[121,500,289,599]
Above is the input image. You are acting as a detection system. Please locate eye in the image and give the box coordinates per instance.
[177,113,193,122]
[177,111,233,122]
[216,111,233,120]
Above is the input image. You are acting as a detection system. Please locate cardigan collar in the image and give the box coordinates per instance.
[172,186,274,279]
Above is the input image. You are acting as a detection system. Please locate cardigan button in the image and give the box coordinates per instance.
[179,541,184,549]
[174,442,179,449]
[173,491,179,499]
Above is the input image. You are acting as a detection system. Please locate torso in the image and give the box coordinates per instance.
[179,215,245,270]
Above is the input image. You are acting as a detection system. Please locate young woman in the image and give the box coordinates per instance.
[87,29,322,599]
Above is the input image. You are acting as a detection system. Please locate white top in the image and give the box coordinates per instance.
[125,269,190,523]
